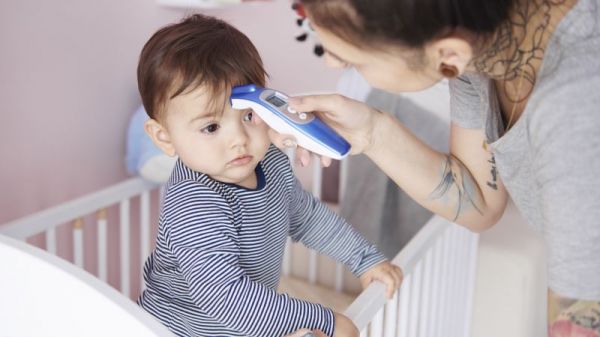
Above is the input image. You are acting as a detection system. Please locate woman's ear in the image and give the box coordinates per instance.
[427,37,474,76]
[144,119,176,157]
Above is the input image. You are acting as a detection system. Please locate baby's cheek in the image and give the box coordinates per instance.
[251,123,270,139]
[246,121,268,147]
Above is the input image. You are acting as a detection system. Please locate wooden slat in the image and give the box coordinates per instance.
[383,291,399,337]
[97,209,108,282]
[120,199,131,298]
[407,261,422,337]
[73,218,84,269]
[0,178,158,240]
[45,228,56,255]
[463,232,480,337]
[369,307,384,337]
[418,249,434,337]
[140,191,151,290]
[397,274,411,337]
[345,216,450,331]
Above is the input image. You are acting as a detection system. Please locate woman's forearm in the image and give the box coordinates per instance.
[364,111,507,231]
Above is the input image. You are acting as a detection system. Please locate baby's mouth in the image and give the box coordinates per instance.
[228,155,253,166]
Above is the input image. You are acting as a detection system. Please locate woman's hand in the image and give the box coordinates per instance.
[257,94,381,167]
[282,312,358,337]
[283,329,327,337]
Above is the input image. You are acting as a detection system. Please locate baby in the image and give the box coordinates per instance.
[137,14,402,337]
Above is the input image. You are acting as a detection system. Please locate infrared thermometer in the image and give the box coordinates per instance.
[230,84,351,160]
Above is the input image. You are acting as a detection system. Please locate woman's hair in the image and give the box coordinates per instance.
[301,0,517,48]
[137,14,267,120]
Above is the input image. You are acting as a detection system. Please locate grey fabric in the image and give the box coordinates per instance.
[449,0,600,300]
[341,89,449,258]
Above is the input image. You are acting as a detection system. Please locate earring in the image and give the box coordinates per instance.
[440,63,459,78]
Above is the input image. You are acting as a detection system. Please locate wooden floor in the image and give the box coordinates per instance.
[278,276,356,313]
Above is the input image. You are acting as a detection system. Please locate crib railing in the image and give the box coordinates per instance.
[0,157,353,299]
[0,177,160,299]
[0,158,479,337]
[345,216,478,337]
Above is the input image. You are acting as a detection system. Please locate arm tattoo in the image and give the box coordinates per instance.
[429,155,484,221]
[487,154,499,190]
[473,0,567,105]
[549,296,600,336]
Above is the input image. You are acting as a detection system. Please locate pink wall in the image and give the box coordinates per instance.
[0,0,341,224]
[0,0,341,293]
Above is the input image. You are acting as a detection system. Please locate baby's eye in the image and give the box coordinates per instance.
[243,110,254,123]
[200,123,220,134]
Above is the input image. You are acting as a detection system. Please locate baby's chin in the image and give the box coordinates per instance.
[212,162,259,183]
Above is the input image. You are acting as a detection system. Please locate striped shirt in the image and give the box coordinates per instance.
[138,146,386,337]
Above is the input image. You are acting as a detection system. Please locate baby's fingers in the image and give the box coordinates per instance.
[391,265,404,289]
[378,272,398,299]
[382,267,403,298]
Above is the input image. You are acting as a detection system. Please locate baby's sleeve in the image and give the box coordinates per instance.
[288,177,387,276]
[165,181,335,337]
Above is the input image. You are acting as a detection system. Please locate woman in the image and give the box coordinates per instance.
[271,0,600,336]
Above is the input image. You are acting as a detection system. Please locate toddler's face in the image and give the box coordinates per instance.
[161,85,271,188]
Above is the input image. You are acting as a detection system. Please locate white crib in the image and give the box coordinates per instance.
[0,157,479,337]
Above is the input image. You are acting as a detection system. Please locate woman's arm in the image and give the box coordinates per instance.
[366,109,508,231]
[287,94,508,232]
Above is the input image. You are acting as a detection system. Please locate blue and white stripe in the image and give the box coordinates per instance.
[138,146,386,337]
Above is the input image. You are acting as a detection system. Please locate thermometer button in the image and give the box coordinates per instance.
[287,106,297,114]
[299,112,308,120]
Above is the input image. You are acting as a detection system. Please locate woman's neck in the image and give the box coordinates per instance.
[469,0,577,91]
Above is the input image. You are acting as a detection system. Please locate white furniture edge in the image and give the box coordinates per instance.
[0,234,175,336]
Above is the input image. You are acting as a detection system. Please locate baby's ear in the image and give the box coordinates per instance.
[144,119,176,157]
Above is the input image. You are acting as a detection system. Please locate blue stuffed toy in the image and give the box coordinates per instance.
[126,105,177,183]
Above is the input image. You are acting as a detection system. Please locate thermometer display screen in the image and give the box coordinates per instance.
[266,94,287,108]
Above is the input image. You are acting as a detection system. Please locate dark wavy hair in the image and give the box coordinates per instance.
[301,0,517,48]
[138,14,267,120]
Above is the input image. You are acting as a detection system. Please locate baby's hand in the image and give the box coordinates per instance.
[359,261,403,299]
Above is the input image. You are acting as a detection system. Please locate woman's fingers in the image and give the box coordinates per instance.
[284,329,310,337]
[295,147,311,167]
[320,155,332,167]
[267,128,297,150]
[259,93,357,164]
[295,148,332,168]
[288,93,346,116]
[290,94,377,155]
[265,128,333,168]
[283,329,327,337]
[263,131,328,168]
[256,112,298,149]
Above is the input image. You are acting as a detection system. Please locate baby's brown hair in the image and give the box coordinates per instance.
[138,14,267,121]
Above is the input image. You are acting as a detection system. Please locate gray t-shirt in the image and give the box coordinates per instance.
[449,0,600,301]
